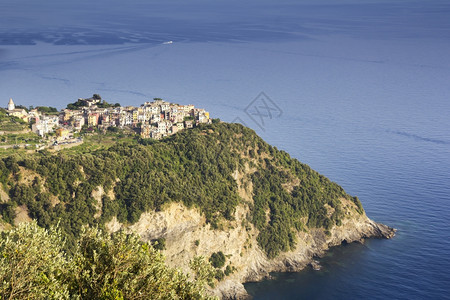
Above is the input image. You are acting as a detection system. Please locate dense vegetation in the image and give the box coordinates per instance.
[250,153,359,257]
[0,123,363,258]
[209,251,226,269]
[66,94,120,110]
[36,106,58,114]
[0,221,214,299]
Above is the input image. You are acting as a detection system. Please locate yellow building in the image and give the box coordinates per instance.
[55,128,70,140]
[87,113,99,127]
[9,109,29,122]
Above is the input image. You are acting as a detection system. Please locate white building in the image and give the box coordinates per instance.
[7,98,15,111]
[32,115,59,136]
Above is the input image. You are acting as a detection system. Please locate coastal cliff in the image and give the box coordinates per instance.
[0,122,395,299]
[105,194,394,299]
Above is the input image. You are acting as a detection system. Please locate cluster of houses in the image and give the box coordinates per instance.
[4,96,212,140]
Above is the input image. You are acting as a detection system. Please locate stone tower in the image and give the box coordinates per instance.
[7,98,15,111]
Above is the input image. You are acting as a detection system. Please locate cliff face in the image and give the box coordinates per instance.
[105,179,395,299]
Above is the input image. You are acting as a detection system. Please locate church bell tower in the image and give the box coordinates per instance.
[7,98,15,111]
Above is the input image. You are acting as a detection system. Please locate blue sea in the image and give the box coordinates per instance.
[1,1,450,299]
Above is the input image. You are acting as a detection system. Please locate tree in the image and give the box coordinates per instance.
[15,105,29,112]
[152,237,166,250]
[0,223,216,300]
[189,256,216,288]
[72,227,214,299]
[209,251,226,268]
[107,126,119,133]
[37,106,58,114]
[0,221,71,299]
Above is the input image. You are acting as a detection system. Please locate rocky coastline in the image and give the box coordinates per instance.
[215,218,395,299]
[106,201,395,299]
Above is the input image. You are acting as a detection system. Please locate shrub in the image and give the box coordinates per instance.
[0,223,215,300]
[224,265,234,276]
[0,221,71,299]
[152,237,166,250]
[214,270,224,281]
[189,256,216,288]
[209,251,226,268]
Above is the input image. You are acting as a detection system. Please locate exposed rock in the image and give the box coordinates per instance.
[0,222,12,232]
[215,280,250,300]
[50,194,60,207]
[310,260,321,271]
[106,200,395,299]
[14,205,32,225]
[105,216,122,233]
[0,185,9,203]
[91,186,104,218]
[18,166,43,187]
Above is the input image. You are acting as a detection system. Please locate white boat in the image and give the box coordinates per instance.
[163,41,173,45]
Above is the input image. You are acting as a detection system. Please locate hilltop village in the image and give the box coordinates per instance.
[1,95,212,145]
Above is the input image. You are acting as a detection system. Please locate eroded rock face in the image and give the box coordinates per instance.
[216,280,250,300]
[103,153,396,299]
[105,200,395,299]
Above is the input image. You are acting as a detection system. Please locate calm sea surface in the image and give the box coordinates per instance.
[1,1,450,298]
